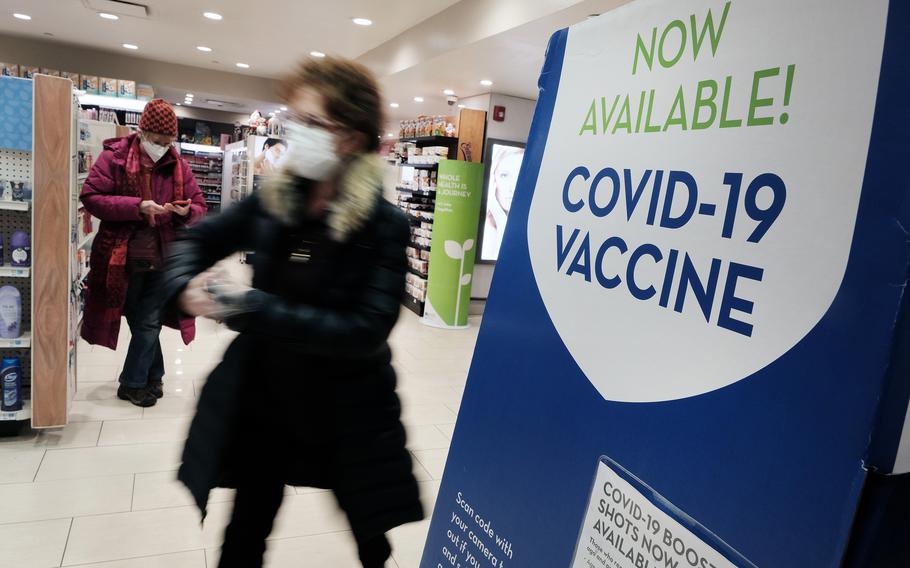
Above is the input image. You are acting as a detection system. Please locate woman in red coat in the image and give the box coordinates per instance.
[80,99,207,407]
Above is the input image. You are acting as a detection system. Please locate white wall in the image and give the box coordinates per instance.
[471,94,537,299]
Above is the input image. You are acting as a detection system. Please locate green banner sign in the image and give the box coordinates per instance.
[424,159,484,328]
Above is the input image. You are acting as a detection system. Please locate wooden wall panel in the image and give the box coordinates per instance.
[456,109,487,163]
[32,75,71,428]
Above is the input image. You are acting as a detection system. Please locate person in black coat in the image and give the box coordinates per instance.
[162,57,423,568]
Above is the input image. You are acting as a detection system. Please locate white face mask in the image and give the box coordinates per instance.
[284,120,341,181]
[141,138,170,163]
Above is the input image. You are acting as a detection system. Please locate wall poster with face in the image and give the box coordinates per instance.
[479,139,526,262]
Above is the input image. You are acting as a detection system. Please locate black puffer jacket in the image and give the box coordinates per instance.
[162,155,423,540]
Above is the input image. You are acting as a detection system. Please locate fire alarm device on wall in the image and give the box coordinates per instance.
[493,105,506,122]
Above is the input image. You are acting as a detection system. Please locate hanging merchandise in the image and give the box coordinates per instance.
[1,356,22,411]
[10,231,30,267]
[0,233,4,266]
[0,286,21,339]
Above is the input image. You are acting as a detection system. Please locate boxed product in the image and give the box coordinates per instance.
[100,77,118,96]
[117,79,136,98]
[60,71,80,85]
[80,76,99,94]
[40,68,60,77]
[20,66,40,79]
[136,83,155,100]
[0,63,18,77]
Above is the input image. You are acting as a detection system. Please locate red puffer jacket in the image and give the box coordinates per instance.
[79,134,207,349]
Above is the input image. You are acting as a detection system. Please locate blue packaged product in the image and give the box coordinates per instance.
[1,356,22,411]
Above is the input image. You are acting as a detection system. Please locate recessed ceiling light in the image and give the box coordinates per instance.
[443,89,455,96]
[389,102,399,108]
[387,133,394,137]
[13,13,31,21]
[196,46,212,52]
[268,112,275,116]
[352,17,372,26]
[235,62,250,69]
[176,102,182,106]
[203,12,223,21]
[310,51,325,58]
[457,104,466,108]
[274,109,281,114]
[185,93,194,98]
[122,43,138,50]
[99,12,119,20]
[480,79,493,86]
[413,96,424,103]
[280,106,288,111]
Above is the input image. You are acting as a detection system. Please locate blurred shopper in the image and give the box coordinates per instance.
[80,99,207,407]
[163,57,422,567]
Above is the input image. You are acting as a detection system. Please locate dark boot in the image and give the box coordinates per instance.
[117,384,157,407]
[147,378,164,399]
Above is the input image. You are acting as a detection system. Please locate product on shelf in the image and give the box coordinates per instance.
[118,79,136,98]
[80,75,100,94]
[20,66,40,79]
[41,68,61,77]
[0,286,21,339]
[0,63,19,77]
[60,71,80,84]
[10,231,30,267]
[1,356,23,411]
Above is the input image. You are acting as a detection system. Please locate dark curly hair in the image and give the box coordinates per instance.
[278,56,382,152]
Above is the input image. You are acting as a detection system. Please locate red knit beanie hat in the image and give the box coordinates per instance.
[139,98,178,136]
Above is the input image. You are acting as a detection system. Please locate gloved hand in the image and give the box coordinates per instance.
[203,268,259,321]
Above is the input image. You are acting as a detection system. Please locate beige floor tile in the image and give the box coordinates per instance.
[201,492,348,549]
[434,423,456,440]
[1,421,102,449]
[0,447,45,483]
[400,403,458,427]
[0,517,71,568]
[412,448,449,480]
[63,507,204,566]
[389,519,431,568]
[206,531,364,568]
[140,397,198,420]
[77,364,120,383]
[36,443,181,482]
[0,474,132,524]
[132,472,293,512]
[417,480,442,515]
[405,424,452,451]
[76,380,194,401]
[65,550,206,568]
[411,454,433,482]
[69,399,144,422]
[98,418,192,447]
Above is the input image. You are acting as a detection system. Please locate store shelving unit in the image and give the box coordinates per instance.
[394,109,487,316]
[0,75,80,429]
[180,144,223,214]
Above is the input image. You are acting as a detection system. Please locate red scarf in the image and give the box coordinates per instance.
[124,135,184,225]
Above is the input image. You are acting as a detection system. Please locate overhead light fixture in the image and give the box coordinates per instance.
[480,79,493,87]
[389,102,399,108]
[274,109,281,114]
[310,51,325,58]
[13,13,31,21]
[458,104,466,108]
[268,112,275,116]
[122,43,139,50]
[99,12,119,20]
[413,96,424,103]
[203,12,223,20]
[352,17,372,26]
[196,46,212,52]
[176,102,182,106]
[185,93,194,98]
[235,62,250,69]
[387,133,395,137]
[280,106,288,111]
[443,89,455,96]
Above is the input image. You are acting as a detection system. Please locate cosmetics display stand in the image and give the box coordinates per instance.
[179,143,224,214]
[394,109,487,316]
[0,74,79,428]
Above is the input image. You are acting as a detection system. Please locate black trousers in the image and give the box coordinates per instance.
[218,477,393,568]
[118,271,164,389]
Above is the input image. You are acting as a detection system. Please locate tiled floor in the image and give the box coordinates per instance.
[0,310,479,567]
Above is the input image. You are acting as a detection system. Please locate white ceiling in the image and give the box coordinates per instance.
[0,0,460,77]
[0,0,629,123]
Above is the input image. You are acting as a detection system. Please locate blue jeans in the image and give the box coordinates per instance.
[118,271,165,389]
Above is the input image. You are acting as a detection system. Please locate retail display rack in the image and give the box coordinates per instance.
[0,74,81,428]
[179,143,224,213]
[394,109,487,316]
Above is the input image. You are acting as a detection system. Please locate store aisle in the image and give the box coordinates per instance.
[0,312,478,568]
